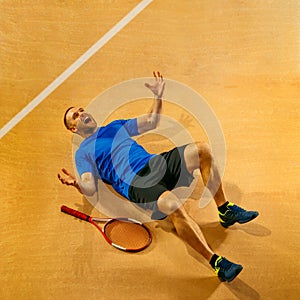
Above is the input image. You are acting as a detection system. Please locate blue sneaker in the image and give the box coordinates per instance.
[219,202,259,228]
[213,256,243,282]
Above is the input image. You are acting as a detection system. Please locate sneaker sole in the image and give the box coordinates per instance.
[220,212,259,228]
[225,265,243,282]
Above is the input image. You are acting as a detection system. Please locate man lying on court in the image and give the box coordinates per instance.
[58,71,258,282]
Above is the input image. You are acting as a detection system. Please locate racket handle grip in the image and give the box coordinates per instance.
[61,205,90,221]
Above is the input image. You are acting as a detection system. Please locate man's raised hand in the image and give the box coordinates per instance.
[144,71,165,99]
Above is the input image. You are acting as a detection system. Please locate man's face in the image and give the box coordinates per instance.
[66,107,97,135]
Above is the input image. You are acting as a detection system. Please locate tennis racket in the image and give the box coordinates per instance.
[61,205,152,252]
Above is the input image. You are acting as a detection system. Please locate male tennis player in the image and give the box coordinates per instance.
[58,71,259,282]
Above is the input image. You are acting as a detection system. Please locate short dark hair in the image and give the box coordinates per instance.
[63,106,74,129]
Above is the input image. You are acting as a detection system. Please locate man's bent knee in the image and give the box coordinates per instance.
[184,141,212,173]
[195,141,212,158]
[157,191,182,215]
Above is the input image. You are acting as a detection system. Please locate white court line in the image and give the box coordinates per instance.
[0,0,153,140]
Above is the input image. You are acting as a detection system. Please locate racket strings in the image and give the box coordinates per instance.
[104,220,151,250]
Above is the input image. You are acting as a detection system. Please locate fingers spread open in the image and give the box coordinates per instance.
[62,168,69,175]
[153,71,157,80]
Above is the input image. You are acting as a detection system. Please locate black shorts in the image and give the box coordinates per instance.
[128,144,194,220]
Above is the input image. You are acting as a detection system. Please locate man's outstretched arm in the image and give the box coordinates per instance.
[137,71,165,134]
[57,168,97,196]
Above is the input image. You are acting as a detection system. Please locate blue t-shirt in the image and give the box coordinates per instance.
[75,118,155,199]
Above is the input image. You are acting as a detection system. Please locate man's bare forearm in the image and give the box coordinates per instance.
[147,97,162,128]
[137,71,165,134]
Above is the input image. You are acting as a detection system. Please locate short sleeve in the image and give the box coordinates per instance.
[123,118,139,136]
[75,148,95,176]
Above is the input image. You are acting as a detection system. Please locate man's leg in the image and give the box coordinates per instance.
[157,191,243,282]
[183,142,258,227]
[158,191,214,260]
[184,142,226,207]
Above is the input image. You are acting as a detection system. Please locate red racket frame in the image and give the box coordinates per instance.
[61,205,152,252]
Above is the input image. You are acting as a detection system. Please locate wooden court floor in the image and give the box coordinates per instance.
[1,1,300,299]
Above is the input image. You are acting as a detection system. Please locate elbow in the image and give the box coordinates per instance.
[147,116,159,130]
[147,122,157,131]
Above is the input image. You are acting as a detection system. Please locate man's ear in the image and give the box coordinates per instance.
[70,127,77,133]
